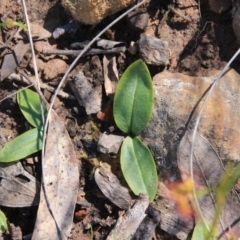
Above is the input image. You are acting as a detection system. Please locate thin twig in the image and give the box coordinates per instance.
[8,73,75,100]
[41,1,148,239]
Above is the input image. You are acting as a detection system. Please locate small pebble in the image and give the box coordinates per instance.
[138,34,169,66]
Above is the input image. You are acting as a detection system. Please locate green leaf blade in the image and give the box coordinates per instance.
[0,128,43,162]
[191,221,208,240]
[0,210,7,233]
[17,89,46,128]
[120,136,158,202]
[113,59,153,136]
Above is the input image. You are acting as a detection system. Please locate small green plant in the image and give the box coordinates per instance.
[0,21,27,31]
[0,210,7,233]
[113,59,158,202]
[0,89,46,162]
[191,164,240,240]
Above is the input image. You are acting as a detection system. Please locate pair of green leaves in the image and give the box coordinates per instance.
[0,89,46,162]
[113,59,158,202]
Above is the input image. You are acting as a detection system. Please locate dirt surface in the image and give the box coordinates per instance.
[0,0,240,239]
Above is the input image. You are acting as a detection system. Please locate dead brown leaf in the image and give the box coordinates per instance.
[32,110,79,240]
[0,40,29,81]
[0,162,40,207]
[103,55,119,98]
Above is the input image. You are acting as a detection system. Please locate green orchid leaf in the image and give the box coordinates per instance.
[192,221,208,240]
[113,59,153,136]
[0,128,43,162]
[120,136,158,202]
[0,210,8,233]
[17,89,46,128]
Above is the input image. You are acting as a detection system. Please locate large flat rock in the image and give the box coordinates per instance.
[144,69,240,239]
[143,69,240,176]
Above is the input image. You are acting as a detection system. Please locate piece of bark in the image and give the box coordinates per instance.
[94,163,132,209]
[107,194,149,240]
[69,72,102,114]
[132,206,160,240]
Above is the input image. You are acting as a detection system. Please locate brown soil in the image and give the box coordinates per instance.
[0,0,239,239]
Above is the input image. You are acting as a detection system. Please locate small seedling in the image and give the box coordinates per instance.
[190,164,240,239]
[0,21,27,31]
[113,59,158,202]
[0,89,46,162]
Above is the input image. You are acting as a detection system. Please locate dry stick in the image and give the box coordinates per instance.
[8,73,75,100]
[41,0,148,239]
[43,46,126,56]
[190,48,240,232]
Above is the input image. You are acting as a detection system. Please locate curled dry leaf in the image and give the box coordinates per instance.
[32,110,79,240]
[103,55,119,98]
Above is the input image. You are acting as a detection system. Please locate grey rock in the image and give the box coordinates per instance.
[141,69,240,238]
[97,133,124,155]
[138,34,169,66]
[142,69,240,180]
[127,9,149,31]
